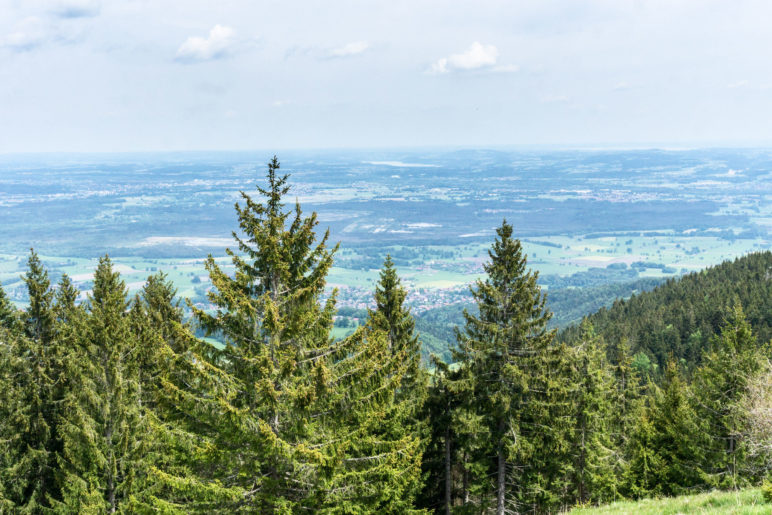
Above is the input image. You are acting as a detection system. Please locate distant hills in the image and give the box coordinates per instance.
[559,251,772,372]
[413,277,666,362]
[415,251,772,369]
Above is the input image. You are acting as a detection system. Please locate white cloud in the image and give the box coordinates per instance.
[50,0,101,18]
[612,81,631,91]
[430,41,516,74]
[328,41,369,58]
[727,80,749,89]
[175,25,236,63]
[4,17,48,52]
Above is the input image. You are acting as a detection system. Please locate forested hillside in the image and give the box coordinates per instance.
[559,251,772,374]
[1,159,771,513]
[413,278,665,362]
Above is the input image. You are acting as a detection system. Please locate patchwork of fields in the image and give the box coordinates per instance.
[1,148,770,322]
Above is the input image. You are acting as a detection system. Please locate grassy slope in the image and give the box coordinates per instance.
[569,489,767,514]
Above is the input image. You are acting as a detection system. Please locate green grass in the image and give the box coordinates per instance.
[569,489,768,514]
[330,326,357,341]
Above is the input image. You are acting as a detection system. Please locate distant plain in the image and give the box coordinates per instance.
[1,148,769,348]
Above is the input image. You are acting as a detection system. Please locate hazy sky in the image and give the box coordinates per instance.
[2,0,772,152]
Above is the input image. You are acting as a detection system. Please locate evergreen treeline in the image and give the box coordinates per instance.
[1,158,770,513]
[558,251,772,374]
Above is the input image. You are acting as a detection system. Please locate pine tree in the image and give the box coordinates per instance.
[693,302,764,488]
[567,322,618,505]
[453,220,559,514]
[0,250,62,511]
[56,256,151,512]
[53,274,80,326]
[0,280,17,330]
[369,255,427,405]
[621,388,663,499]
[648,358,707,495]
[157,157,423,512]
[24,249,55,345]
[368,255,429,501]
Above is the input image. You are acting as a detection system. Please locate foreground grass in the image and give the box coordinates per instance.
[569,489,767,514]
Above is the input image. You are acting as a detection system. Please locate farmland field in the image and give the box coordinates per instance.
[1,148,770,342]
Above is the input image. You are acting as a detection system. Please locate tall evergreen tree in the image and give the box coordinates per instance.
[566,322,618,505]
[129,272,185,409]
[693,302,764,488]
[140,272,183,341]
[369,254,427,405]
[53,274,79,323]
[453,220,559,514]
[648,358,707,495]
[369,255,429,501]
[24,250,55,345]
[621,387,662,499]
[0,281,17,330]
[0,325,23,510]
[158,157,423,512]
[0,250,63,511]
[56,256,151,512]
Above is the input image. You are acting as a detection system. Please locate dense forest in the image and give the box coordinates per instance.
[412,278,666,361]
[1,158,771,513]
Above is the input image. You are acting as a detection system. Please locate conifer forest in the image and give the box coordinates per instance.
[2,157,772,514]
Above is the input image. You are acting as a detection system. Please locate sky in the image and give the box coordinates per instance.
[2,0,772,152]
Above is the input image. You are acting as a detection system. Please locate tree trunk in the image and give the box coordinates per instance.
[579,419,586,503]
[497,419,506,515]
[463,451,469,505]
[445,426,452,515]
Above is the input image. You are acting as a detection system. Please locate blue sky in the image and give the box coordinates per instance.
[2,0,772,152]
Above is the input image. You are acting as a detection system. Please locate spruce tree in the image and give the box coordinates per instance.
[694,302,764,488]
[368,255,429,496]
[140,272,183,341]
[0,281,17,330]
[621,388,662,499]
[369,255,427,403]
[129,272,184,409]
[53,274,81,329]
[453,220,558,514]
[567,322,618,505]
[56,256,150,512]
[607,336,644,493]
[158,157,422,512]
[0,250,62,511]
[649,358,707,495]
[0,325,23,510]
[24,249,55,345]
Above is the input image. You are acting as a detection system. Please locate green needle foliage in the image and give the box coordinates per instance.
[368,255,430,504]
[453,220,562,514]
[0,250,62,511]
[693,302,765,489]
[649,359,708,496]
[370,255,428,405]
[566,322,618,505]
[0,281,17,330]
[161,157,424,512]
[56,256,150,512]
[3,159,772,512]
